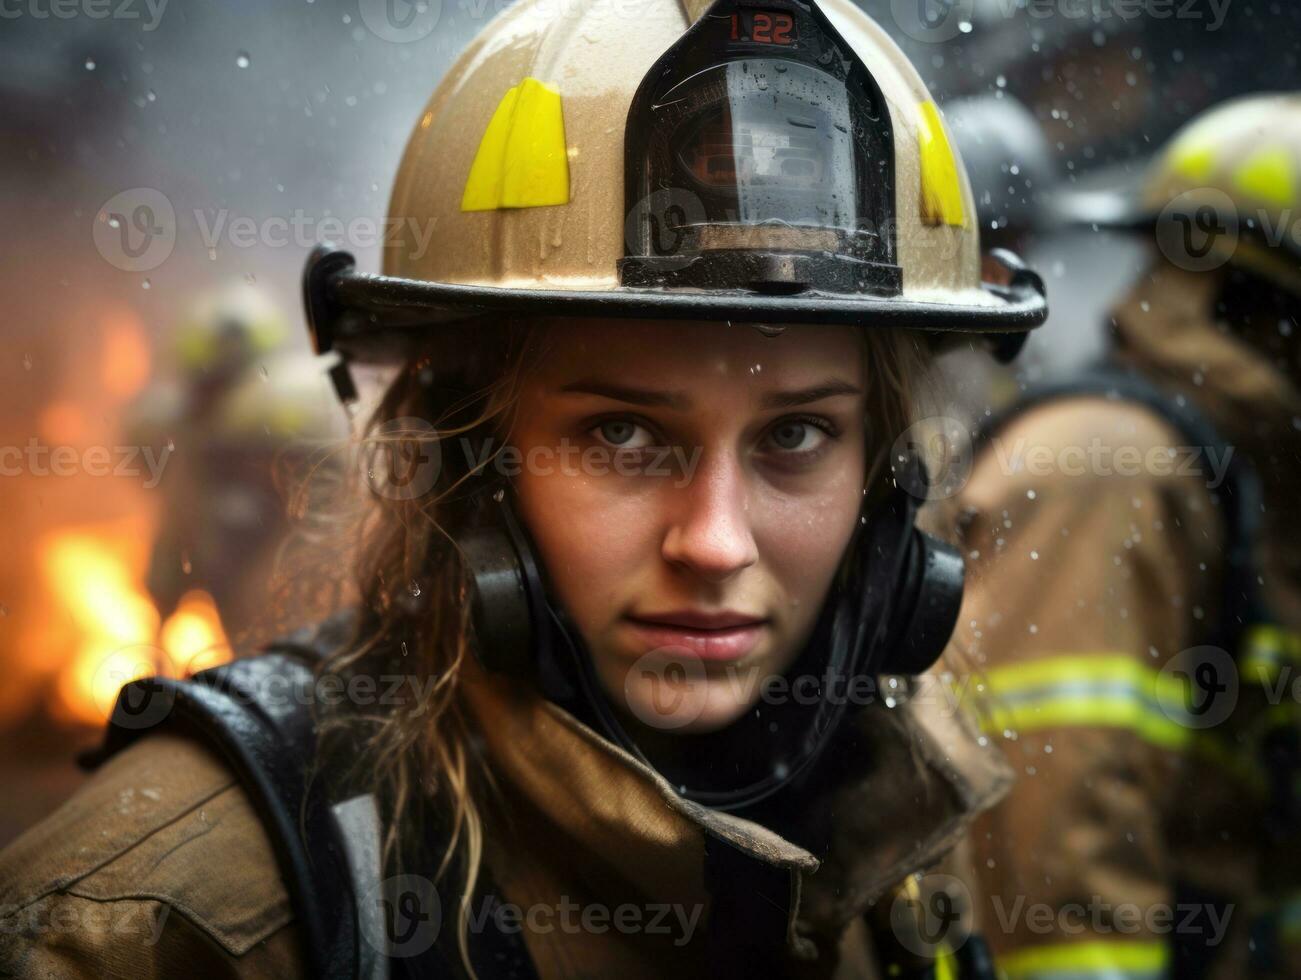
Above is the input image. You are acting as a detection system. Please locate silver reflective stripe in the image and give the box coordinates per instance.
[331,793,388,980]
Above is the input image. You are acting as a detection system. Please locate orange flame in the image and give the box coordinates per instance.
[39,531,230,727]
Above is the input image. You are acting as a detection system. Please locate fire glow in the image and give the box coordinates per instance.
[40,530,229,727]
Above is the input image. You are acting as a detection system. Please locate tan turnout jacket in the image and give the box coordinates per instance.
[954,259,1301,980]
[0,653,1011,979]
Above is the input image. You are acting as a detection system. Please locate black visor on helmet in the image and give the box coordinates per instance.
[621,0,901,296]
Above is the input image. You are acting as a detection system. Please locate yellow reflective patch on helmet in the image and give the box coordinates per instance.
[462,78,570,212]
[1234,147,1296,207]
[918,101,966,228]
[1170,142,1216,182]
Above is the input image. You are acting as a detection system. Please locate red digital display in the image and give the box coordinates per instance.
[729,10,796,46]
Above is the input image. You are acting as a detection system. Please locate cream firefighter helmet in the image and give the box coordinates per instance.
[304,0,1047,399]
[1087,93,1301,293]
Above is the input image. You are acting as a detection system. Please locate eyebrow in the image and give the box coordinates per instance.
[556,378,862,410]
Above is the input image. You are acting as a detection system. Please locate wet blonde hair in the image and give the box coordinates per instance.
[301,319,932,970]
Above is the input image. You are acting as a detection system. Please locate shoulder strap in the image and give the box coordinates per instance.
[977,363,1268,651]
[91,614,389,980]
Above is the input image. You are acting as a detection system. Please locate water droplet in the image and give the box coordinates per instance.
[400,641,409,657]
[492,487,506,503]
[259,364,269,380]
[84,58,96,71]
[141,279,151,290]
[1026,489,1036,500]
[408,580,422,598]
[752,323,786,338]
[21,354,32,371]
[236,52,251,69]
[181,553,192,575]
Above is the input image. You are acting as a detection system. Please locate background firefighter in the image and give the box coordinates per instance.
[954,93,1301,980]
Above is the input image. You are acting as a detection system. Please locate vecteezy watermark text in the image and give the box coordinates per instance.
[990,436,1234,489]
[0,0,168,30]
[359,874,704,959]
[0,440,170,488]
[890,415,1236,502]
[890,0,1232,44]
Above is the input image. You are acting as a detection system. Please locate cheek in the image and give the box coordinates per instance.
[757,469,865,616]
[514,469,659,627]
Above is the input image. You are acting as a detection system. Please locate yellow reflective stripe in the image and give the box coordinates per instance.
[918,101,966,228]
[1170,141,1216,182]
[998,940,1168,980]
[979,655,1192,750]
[1234,146,1296,208]
[1241,623,1301,684]
[937,942,958,980]
[462,78,570,212]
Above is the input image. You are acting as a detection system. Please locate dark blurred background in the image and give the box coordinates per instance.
[1,0,1298,843]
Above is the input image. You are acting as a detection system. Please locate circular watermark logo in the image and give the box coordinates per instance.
[1155,188,1239,274]
[91,643,177,730]
[889,873,973,957]
[93,188,176,272]
[890,0,976,43]
[360,874,442,958]
[891,415,973,501]
[358,0,441,43]
[1157,645,1238,730]
[363,416,442,501]
[623,646,710,731]
[625,188,707,273]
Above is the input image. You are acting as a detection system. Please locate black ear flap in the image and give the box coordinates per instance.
[455,492,550,677]
[879,528,965,675]
[857,456,966,678]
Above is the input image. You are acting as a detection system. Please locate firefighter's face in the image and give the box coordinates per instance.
[512,320,867,733]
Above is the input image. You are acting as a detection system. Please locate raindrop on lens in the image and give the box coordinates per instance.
[752,323,787,338]
[236,52,251,69]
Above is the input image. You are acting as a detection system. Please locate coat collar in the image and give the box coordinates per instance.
[459,656,1012,958]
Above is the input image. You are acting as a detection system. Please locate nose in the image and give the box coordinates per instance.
[660,450,759,583]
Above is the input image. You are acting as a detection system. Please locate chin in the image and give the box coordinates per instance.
[617,669,766,735]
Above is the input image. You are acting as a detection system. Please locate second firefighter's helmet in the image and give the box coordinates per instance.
[1092,93,1301,293]
[304,0,1047,390]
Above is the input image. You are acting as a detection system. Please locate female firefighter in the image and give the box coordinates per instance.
[0,0,1046,977]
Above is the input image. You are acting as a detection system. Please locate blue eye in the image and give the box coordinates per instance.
[593,419,654,449]
[765,419,830,454]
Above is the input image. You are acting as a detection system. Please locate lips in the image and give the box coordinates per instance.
[622,609,769,662]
